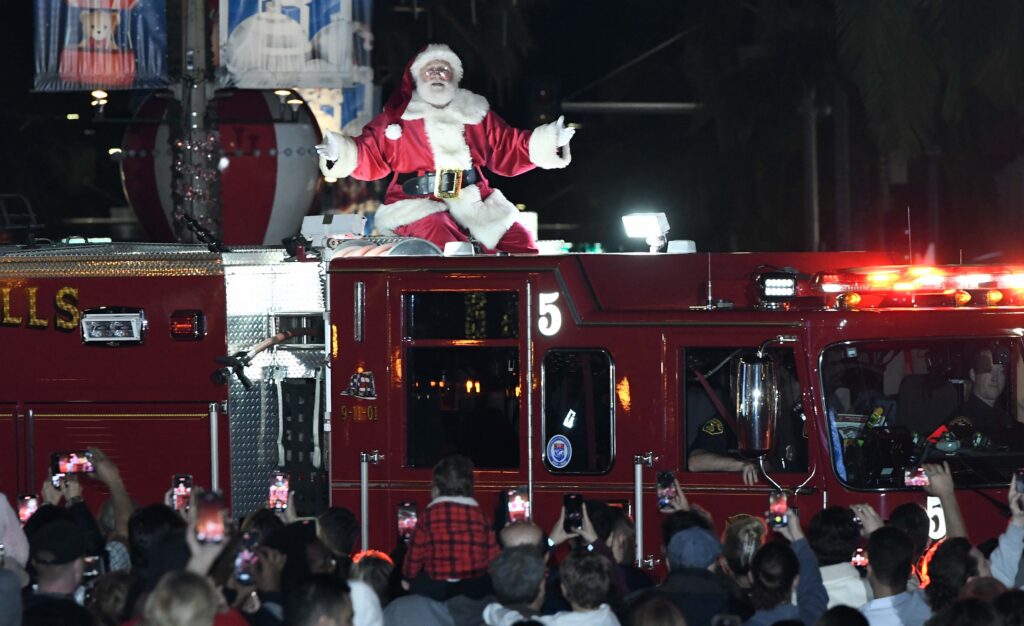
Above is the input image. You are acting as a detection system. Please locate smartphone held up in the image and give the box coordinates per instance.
[507,486,531,524]
[268,472,290,511]
[904,466,929,487]
[195,491,226,544]
[51,450,94,475]
[18,495,39,525]
[172,474,193,512]
[563,493,584,533]
[656,471,678,510]
[397,501,417,541]
[767,491,788,528]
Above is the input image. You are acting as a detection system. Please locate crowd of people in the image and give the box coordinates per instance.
[3,451,1024,626]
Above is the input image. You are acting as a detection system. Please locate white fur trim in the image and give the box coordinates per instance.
[446,185,518,250]
[318,131,359,178]
[373,197,447,234]
[528,120,572,169]
[402,91,489,171]
[385,123,403,140]
[410,44,464,84]
[428,496,479,508]
[402,89,489,124]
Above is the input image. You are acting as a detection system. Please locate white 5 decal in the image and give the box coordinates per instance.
[926,496,947,541]
[538,292,562,336]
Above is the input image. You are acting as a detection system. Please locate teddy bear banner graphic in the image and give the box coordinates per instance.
[33,0,169,91]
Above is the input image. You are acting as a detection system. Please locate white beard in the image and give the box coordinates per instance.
[415,80,456,108]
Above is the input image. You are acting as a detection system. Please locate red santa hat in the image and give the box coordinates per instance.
[382,44,464,119]
[409,44,464,84]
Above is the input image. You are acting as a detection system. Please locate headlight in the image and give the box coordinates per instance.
[80,308,147,345]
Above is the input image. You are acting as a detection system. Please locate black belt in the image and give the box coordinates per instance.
[397,169,479,198]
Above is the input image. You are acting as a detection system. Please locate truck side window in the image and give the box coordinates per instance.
[824,338,1024,489]
[542,349,614,474]
[684,347,807,473]
[403,291,521,469]
[406,347,519,469]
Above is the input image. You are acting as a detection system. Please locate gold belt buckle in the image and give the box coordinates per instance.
[434,168,463,199]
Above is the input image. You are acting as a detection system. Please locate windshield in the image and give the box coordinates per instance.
[822,337,1024,489]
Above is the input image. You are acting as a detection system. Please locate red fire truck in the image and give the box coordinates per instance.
[3,237,1024,570]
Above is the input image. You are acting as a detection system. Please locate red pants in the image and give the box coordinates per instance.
[393,212,538,254]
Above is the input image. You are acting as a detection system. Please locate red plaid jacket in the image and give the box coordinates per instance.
[403,496,499,581]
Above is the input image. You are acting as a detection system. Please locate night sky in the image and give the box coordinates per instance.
[4,1,1024,259]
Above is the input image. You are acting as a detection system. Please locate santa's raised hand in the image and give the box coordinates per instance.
[555,115,575,148]
[314,132,342,162]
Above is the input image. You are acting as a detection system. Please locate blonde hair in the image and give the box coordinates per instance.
[721,514,767,577]
[142,571,220,626]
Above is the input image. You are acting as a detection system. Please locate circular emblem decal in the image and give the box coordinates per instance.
[546,435,572,469]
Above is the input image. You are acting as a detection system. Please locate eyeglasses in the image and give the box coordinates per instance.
[422,66,453,79]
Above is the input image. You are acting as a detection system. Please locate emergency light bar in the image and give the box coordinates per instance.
[810,265,1024,308]
[81,308,147,345]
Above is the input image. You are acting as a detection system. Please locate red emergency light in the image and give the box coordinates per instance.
[169,310,206,340]
[809,265,1024,309]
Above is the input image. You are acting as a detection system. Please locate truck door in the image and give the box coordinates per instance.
[668,330,824,536]
[382,277,527,549]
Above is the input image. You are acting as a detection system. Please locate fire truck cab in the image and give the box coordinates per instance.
[3,238,1024,571]
[331,246,1024,563]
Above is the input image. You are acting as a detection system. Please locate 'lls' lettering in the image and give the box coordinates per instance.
[54,287,80,331]
[1,288,22,326]
[26,288,48,328]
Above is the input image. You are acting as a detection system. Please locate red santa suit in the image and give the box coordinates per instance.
[318,44,571,253]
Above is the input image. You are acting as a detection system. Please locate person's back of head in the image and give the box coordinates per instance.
[721,515,767,579]
[318,507,359,556]
[866,526,913,594]
[242,508,285,540]
[286,574,353,626]
[560,551,611,611]
[30,519,88,593]
[142,570,219,626]
[995,589,1024,626]
[628,596,687,626]
[808,506,861,566]
[89,570,136,626]
[128,504,186,570]
[887,503,930,563]
[925,538,978,614]
[750,541,799,611]
[816,605,869,626]
[432,454,475,497]
[661,509,713,546]
[959,576,1006,603]
[490,545,546,607]
[499,522,547,555]
[351,552,394,606]
[925,598,1001,626]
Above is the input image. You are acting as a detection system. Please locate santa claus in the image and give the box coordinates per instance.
[314,44,574,253]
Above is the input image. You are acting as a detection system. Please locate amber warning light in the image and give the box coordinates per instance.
[169,310,206,340]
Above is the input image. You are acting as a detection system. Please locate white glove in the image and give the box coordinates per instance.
[315,133,342,161]
[555,115,575,148]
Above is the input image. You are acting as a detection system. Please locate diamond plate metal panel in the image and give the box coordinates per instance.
[224,258,327,516]
[0,243,224,277]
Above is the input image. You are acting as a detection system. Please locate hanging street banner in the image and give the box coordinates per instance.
[218,0,373,90]
[34,0,169,92]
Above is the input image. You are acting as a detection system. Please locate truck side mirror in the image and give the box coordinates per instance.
[735,353,780,458]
